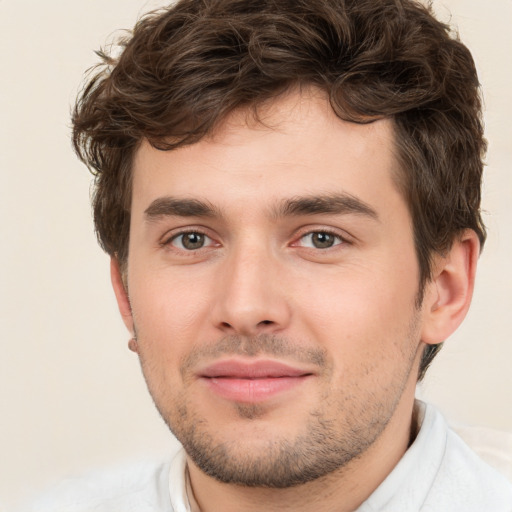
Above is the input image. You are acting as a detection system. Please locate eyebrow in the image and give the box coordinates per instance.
[144,197,220,220]
[144,193,379,222]
[275,193,379,221]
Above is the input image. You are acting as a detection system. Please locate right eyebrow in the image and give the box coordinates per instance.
[144,197,220,221]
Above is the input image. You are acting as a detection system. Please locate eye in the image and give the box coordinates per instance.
[299,231,343,249]
[169,231,212,250]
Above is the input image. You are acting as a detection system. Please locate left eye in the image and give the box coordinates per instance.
[299,231,343,249]
[170,232,212,250]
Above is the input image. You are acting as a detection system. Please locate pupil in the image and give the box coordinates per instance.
[183,233,204,249]
[313,232,334,248]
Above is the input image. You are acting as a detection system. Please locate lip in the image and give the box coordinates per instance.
[198,359,314,403]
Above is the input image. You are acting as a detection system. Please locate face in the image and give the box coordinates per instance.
[119,90,428,487]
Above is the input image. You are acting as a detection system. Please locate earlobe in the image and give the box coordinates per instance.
[421,230,480,345]
[110,257,135,335]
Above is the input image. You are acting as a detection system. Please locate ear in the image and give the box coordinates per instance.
[110,257,135,335]
[421,230,480,345]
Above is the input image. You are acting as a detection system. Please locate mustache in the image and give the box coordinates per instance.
[180,334,328,378]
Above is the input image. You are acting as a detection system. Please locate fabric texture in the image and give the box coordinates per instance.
[26,457,174,512]
[453,422,512,484]
[356,402,512,511]
[26,402,512,512]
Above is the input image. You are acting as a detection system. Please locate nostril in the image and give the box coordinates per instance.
[217,318,277,335]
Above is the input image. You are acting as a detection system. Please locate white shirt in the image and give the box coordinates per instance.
[356,402,512,511]
[27,402,512,511]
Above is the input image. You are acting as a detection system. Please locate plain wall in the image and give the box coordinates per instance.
[1,0,511,508]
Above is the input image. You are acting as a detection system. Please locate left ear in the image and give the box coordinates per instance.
[421,230,480,345]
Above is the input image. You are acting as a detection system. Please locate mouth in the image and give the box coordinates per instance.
[198,359,314,403]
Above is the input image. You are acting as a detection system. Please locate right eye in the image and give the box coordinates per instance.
[168,231,213,251]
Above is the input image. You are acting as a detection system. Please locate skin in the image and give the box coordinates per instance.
[111,89,479,512]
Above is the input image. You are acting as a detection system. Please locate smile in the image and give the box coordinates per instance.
[198,359,314,403]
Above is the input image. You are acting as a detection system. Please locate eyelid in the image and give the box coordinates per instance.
[299,232,343,248]
[159,226,218,249]
[290,226,353,247]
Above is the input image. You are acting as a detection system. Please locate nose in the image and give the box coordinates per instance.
[211,242,292,336]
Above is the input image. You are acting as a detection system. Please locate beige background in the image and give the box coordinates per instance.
[1,0,511,508]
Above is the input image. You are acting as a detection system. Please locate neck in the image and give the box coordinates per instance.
[187,393,420,512]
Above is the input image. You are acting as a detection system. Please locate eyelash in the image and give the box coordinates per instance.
[293,229,347,250]
[161,228,216,251]
[160,227,349,254]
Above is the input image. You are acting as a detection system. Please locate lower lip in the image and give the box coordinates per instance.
[202,376,310,403]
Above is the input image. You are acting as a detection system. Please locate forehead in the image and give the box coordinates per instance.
[131,89,401,216]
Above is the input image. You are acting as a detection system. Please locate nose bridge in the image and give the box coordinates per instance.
[213,235,290,335]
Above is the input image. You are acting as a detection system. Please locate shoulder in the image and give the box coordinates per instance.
[359,402,512,511]
[25,457,173,512]
[453,422,512,484]
[423,405,512,511]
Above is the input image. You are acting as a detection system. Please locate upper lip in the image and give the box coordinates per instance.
[198,359,313,379]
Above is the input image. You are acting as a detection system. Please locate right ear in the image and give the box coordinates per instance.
[110,257,134,335]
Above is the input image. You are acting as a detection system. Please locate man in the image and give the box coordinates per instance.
[34,0,512,510]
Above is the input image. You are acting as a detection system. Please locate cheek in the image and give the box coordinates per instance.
[295,260,419,361]
[129,272,213,362]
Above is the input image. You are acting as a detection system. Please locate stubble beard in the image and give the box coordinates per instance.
[139,327,421,488]
[169,396,383,488]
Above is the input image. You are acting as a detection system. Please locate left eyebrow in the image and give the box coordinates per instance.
[274,193,379,221]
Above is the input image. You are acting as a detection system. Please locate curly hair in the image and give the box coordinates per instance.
[72,0,487,379]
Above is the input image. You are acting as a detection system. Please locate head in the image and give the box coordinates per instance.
[72,0,485,490]
[73,0,486,380]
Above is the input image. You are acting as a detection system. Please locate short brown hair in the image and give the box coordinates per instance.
[72,0,487,378]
